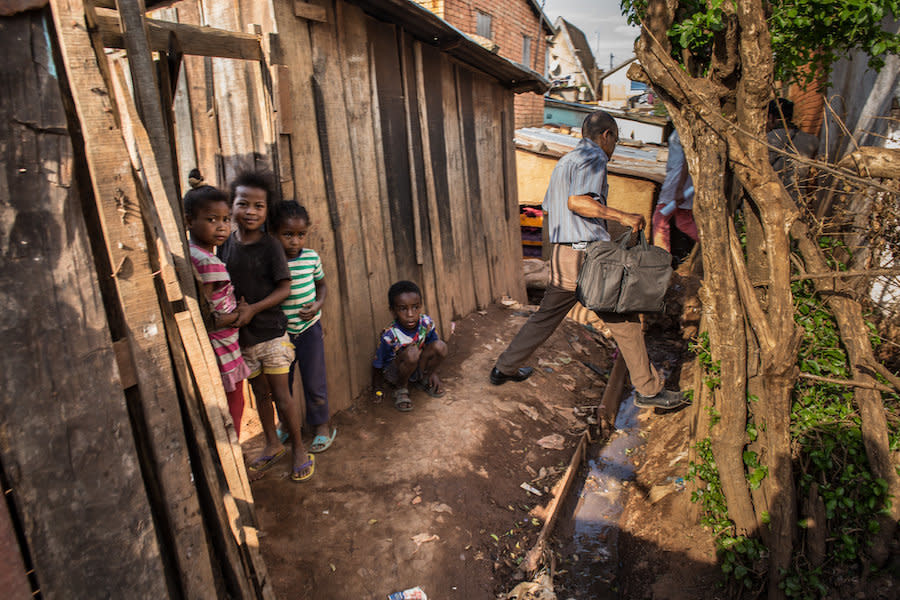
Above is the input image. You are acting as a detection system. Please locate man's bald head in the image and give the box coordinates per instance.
[583,111,618,144]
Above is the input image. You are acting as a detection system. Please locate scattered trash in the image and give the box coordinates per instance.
[411,496,422,505]
[571,341,587,355]
[674,477,685,492]
[505,570,556,600]
[524,464,538,477]
[536,434,565,450]
[374,390,383,403]
[520,482,543,496]
[410,533,439,550]
[431,503,454,514]
[518,403,539,421]
[329,563,336,572]
[500,296,522,309]
[388,586,428,600]
[580,387,602,400]
[668,449,688,467]
[558,356,572,365]
[648,484,675,504]
[368,519,378,525]
[538,358,560,368]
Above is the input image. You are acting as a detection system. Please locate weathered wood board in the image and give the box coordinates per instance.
[0,9,169,598]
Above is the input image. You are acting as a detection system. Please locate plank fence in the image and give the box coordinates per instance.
[0,0,547,597]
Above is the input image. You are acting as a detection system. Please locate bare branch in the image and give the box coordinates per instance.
[798,372,894,392]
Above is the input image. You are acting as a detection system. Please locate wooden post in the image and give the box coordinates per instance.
[49,1,217,597]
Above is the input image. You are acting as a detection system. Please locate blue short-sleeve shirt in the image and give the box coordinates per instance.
[542,137,611,244]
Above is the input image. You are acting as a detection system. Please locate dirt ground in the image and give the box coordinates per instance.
[238,300,723,599]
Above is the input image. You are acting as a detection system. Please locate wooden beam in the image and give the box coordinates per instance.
[50,1,217,596]
[294,0,327,22]
[93,11,263,60]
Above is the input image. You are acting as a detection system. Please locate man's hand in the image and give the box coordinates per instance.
[619,212,646,232]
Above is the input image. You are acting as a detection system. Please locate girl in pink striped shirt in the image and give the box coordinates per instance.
[185,179,251,436]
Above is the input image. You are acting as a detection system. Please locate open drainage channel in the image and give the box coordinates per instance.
[554,389,644,599]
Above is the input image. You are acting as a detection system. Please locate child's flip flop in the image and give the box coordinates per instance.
[290,454,315,482]
[414,378,445,398]
[247,448,287,472]
[393,387,413,412]
[309,428,337,453]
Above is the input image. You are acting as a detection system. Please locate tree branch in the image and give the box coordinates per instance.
[798,372,893,393]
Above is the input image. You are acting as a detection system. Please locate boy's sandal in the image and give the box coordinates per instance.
[290,454,315,482]
[393,387,413,412]
[309,428,337,454]
[414,378,445,398]
[247,448,287,472]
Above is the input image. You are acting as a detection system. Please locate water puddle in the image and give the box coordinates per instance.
[564,391,643,598]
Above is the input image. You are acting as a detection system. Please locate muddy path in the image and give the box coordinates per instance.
[239,304,615,599]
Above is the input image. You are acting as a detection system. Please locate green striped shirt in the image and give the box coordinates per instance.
[283,249,324,335]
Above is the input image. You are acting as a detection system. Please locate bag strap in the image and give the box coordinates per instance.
[616,230,650,249]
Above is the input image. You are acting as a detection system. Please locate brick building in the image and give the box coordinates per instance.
[415,0,554,127]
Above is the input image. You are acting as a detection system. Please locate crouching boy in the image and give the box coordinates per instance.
[373,281,447,411]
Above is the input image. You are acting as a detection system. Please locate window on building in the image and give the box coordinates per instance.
[522,35,533,67]
[476,10,492,39]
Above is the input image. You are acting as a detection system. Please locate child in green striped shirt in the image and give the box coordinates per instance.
[272,201,336,453]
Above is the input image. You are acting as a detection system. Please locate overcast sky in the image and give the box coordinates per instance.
[541,0,639,70]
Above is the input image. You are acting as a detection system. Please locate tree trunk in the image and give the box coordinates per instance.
[685,123,758,536]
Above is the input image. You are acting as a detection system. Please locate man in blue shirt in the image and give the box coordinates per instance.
[490,111,687,410]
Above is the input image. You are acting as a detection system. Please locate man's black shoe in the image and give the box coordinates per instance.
[634,388,689,409]
[490,366,534,385]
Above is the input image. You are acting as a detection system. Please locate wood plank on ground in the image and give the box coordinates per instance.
[308,0,377,397]
[0,10,169,597]
[270,0,351,412]
[335,0,393,336]
[50,1,216,596]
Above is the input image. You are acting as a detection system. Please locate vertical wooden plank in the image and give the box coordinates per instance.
[269,0,352,411]
[199,1,259,180]
[413,40,455,332]
[307,0,377,399]
[456,67,492,308]
[440,57,477,318]
[335,1,393,335]
[500,86,527,303]
[368,18,417,282]
[366,35,397,287]
[173,2,220,185]
[0,9,169,598]
[49,2,217,597]
[399,29,442,331]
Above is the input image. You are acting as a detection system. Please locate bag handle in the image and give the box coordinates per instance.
[616,229,650,249]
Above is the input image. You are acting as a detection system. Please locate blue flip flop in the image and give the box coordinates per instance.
[309,428,337,454]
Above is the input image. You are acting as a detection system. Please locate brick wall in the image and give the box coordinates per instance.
[413,0,444,17]
[440,0,548,128]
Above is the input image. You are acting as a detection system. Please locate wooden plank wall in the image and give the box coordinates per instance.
[165,0,526,412]
[0,9,170,597]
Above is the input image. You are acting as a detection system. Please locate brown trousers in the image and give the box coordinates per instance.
[496,244,664,397]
